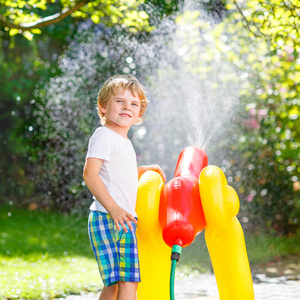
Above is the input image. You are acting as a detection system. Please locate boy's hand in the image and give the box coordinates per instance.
[108,205,137,233]
[138,165,166,182]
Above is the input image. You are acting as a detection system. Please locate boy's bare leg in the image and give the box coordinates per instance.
[99,285,118,300]
[117,282,138,300]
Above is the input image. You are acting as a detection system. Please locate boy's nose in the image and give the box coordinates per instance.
[123,103,131,111]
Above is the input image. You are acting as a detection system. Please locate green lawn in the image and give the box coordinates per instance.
[0,204,100,299]
[0,204,299,299]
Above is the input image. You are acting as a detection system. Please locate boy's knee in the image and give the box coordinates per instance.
[118,281,138,290]
[106,284,118,292]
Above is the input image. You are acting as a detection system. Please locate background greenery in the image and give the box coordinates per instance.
[1,0,299,233]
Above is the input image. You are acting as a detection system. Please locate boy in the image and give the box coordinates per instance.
[83,74,165,300]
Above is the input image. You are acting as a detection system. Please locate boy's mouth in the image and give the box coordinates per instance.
[119,113,131,118]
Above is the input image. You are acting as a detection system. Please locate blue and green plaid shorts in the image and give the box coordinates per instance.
[88,210,141,287]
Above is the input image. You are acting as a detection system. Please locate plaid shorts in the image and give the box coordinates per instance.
[88,210,141,287]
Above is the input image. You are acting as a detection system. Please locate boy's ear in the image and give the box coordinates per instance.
[99,105,106,114]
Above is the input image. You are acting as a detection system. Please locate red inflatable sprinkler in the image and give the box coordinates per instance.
[160,146,207,248]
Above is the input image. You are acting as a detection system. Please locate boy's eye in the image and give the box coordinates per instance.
[132,102,141,107]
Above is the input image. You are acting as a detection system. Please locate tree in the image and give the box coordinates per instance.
[230,0,300,42]
[0,0,153,40]
[222,0,300,233]
[0,3,78,202]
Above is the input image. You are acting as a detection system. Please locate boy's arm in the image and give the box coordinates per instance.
[138,165,166,182]
[83,157,136,232]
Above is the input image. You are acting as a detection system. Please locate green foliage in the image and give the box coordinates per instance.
[0,8,76,201]
[30,1,299,235]
[1,0,299,235]
[227,0,300,43]
[1,0,153,37]
[222,0,300,233]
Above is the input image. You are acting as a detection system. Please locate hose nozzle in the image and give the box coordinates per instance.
[171,244,182,262]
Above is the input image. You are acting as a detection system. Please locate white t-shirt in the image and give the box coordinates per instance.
[85,126,138,217]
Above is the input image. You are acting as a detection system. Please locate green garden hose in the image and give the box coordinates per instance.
[170,245,182,300]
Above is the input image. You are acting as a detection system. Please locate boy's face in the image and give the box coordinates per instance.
[100,87,141,132]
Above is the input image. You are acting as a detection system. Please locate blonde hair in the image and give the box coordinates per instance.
[97,74,148,125]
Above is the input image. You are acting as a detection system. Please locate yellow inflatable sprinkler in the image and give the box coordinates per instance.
[199,165,255,300]
[136,170,171,300]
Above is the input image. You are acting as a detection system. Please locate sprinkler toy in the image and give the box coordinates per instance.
[136,146,255,300]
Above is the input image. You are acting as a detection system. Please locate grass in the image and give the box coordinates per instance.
[0,204,101,299]
[1,204,299,299]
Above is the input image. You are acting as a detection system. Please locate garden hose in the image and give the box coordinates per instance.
[170,245,182,300]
